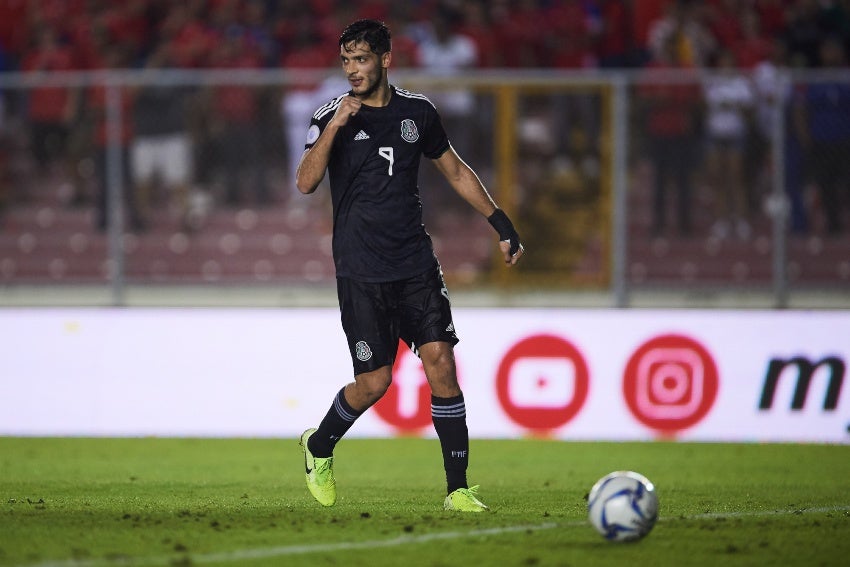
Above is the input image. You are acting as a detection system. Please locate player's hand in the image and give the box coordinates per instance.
[499,240,524,266]
[488,209,523,266]
[330,95,361,127]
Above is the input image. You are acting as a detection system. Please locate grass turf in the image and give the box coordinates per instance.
[1,437,848,566]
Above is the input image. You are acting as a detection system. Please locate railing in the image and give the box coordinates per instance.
[0,68,847,307]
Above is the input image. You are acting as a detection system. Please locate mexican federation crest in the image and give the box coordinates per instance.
[400,119,419,143]
[355,340,373,361]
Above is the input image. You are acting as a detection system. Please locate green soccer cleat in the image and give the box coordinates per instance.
[444,485,489,512]
[300,428,336,507]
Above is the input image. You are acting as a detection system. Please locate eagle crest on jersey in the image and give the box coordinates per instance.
[400,119,419,143]
[354,340,373,361]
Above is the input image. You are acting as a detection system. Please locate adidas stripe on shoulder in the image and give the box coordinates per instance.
[394,87,436,109]
[313,93,349,121]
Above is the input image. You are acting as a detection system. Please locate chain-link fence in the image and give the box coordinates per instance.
[0,68,847,305]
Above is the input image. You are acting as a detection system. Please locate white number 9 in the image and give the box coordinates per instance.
[379,146,394,176]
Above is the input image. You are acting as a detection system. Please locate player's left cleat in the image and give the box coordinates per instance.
[444,485,489,512]
[300,428,336,507]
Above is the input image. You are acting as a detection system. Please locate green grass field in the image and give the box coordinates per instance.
[1,437,848,567]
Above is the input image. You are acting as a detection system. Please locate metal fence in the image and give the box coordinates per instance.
[0,68,848,306]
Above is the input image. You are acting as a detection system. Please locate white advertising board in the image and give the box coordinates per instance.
[1,308,847,443]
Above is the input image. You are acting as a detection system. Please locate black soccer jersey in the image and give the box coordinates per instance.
[305,85,451,282]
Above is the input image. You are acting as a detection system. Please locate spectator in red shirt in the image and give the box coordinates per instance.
[21,26,79,176]
[595,0,635,68]
[355,0,390,22]
[633,0,667,65]
[457,0,499,68]
[206,34,269,206]
[0,0,28,61]
[490,0,544,67]
[160,3,214,69]
[279,17,331,72]
[99,0,150,64]
[733,8,774,69]
[754,0,787,38]
[86,45,146,231]
[706,0,743,51]
[547,0,596,68]
[638,33,701,236]
[273,0,307,52]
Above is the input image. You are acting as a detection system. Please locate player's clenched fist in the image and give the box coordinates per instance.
[330,95,361,127]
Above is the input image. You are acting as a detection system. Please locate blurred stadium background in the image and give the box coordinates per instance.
[0,0,848,309]
[2,7,848,566]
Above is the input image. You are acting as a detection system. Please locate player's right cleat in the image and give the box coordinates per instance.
[300,428,336,507]
[444,485,489,512]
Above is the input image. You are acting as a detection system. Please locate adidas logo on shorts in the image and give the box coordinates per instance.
[354,130,370,141]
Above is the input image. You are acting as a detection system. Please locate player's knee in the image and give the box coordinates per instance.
[354,368,392,405]
[422,344,456,373]
[364,381,390,404]
[421,346,460,396]
[427,354,455,380]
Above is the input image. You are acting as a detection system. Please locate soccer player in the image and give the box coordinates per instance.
[295,19,524,512]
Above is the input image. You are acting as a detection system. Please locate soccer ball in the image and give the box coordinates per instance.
[587,471,659,542]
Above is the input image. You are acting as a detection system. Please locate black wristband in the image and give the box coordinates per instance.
[487,209,521,256]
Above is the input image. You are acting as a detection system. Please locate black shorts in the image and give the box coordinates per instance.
[336,265,459,376]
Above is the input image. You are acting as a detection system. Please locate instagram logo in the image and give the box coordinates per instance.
[623,334,719,434]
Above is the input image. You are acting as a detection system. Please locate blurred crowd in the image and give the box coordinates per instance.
[0,0,848,237]
[0,0,848,72]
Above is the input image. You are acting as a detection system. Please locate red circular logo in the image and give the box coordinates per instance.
[623,334,719,434]
[495,334,590,431]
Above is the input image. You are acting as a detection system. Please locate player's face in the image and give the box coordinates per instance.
[340,41,388,100]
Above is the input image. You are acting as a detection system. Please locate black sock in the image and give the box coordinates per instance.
[308,387,362,458]
[431,393,469,494]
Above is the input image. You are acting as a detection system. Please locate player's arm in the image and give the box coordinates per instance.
[431,146,524,265]
[294,122,340,195]
[295,95,361,194]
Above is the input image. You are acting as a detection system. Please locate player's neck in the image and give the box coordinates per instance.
[357,81,392,108]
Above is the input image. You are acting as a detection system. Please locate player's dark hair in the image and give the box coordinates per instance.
[339,19,391,56]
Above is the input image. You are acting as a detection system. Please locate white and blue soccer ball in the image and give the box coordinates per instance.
[587,471,659,542]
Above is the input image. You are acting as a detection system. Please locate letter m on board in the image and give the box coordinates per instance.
[759,356,845,411]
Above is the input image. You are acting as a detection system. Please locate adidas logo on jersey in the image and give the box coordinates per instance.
[354,130,370,141]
